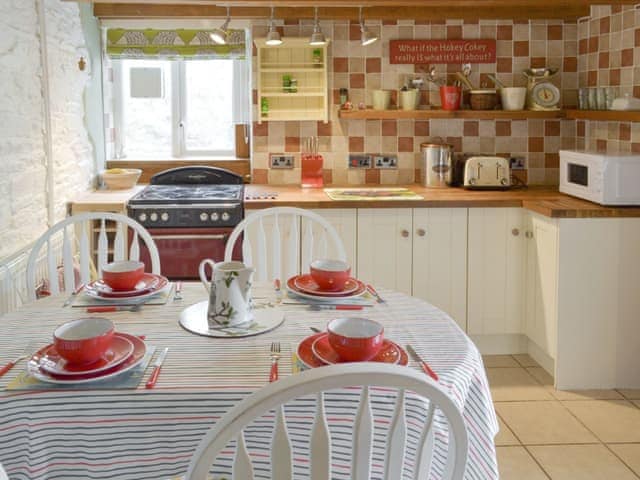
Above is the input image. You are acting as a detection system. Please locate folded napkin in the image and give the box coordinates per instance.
[5,346,156,391]
[71,283,173,307]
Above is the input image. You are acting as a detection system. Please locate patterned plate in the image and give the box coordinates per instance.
[292,274,360,297]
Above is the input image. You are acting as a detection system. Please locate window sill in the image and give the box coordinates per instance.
[106,158,251,183]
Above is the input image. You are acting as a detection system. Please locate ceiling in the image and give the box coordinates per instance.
[90,1,635,21]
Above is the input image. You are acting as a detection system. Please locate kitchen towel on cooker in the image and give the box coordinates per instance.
[5,346,156,391]
[71,283,174,307]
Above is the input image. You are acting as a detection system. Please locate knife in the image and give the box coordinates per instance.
[145,347,169,389]
[406,345,439,381]
[309,305,363,311]
[366,284,386,304]
[62,283,85,307]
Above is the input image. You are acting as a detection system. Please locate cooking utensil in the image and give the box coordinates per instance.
[455,71,474,90]
[173,281,183,301]
[62,283,85,307]
[406,344,439,381]
[487,74,505,89]
[86,305,145,313]
[145,347,169,389]
[426,65,445,87]
[269,342,281,382]
[0,342,35,377]
[365,284,386,304]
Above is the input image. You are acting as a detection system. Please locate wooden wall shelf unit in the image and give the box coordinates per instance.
[338,109,566,120]
[564,109,640,122]
[255,38,329,124]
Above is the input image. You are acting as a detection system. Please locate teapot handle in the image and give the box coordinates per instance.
[198,259,216,293]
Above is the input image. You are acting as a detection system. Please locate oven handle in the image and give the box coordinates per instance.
[150,234,228,240]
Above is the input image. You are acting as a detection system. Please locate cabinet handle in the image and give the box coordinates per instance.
[416,228,426,237]
[401,229,410,238]
[525,231,533,239]
[512,228,520,236]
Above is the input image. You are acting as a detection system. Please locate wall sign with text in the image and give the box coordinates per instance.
[390,40,496,64]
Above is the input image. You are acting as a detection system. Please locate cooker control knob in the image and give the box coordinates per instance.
[150,213,158,222]
[221,212,230,221]
[138,213,147,222]
[161,212,169,222]
[210,212,219,221]
[468,178,477,185]
[500,178,509,186]
[200,212,208,222]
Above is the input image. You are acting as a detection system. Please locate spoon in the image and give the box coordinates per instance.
[455,72,475,90]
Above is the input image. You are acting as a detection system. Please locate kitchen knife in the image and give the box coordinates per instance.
[406,345,439,381]
[145,347,169,389]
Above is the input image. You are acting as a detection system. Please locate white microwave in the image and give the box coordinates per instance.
[559,150,640,206]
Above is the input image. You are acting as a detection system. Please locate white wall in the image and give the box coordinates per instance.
[0,0,94,261]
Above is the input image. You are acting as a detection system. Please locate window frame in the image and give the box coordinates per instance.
[112,57,243,160]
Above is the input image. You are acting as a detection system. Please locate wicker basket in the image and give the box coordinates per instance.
[101,169,142,190]
[469,89,498,110]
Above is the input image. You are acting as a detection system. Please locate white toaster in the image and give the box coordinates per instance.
[463,156,511,189]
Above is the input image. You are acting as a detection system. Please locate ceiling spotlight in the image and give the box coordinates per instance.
[266,7,283,46]
[359,6,378,46]
[210,6,231,45]
[309,7,327,46]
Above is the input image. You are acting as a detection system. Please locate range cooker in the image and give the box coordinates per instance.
[127,167,243,279]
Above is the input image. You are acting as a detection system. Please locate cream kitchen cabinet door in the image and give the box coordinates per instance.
[356,208,413,295]
[412,208,468,330]
[524,211,559,360]
[306,209,357,275]
[467,208,526,335]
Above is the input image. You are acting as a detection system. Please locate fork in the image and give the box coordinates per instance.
[0,342,36,377]
[173,281,183,301]
[269,342,281,383]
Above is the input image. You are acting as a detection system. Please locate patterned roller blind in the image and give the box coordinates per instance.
[106,28,246,59]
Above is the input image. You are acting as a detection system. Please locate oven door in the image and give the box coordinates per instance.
[137,228,242,280]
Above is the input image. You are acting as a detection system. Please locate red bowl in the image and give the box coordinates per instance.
[53,318,115,365]
[327,317,384,362]
[310,259,351,292]
[102,261,144,291]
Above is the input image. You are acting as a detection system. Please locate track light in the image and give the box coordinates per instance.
[266,7,283,46]
[210,6,231,45]
[359,6,378,46]
[309,7,327,46]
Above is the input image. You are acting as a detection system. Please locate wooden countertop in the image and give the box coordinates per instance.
[68,184,640,219]
[244,185,640,218]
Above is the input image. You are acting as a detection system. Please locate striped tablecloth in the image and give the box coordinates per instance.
[0,283,498,480]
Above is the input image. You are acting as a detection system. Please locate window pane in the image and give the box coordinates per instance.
[121,59,172,158]
[183,60,234,153]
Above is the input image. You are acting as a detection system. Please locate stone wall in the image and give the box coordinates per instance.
[0,0,93,261]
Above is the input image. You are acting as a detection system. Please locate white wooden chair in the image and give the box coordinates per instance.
[26,212,160,301]
[185,363,468,480]
[224,207,347,282]
[0,461,7,480]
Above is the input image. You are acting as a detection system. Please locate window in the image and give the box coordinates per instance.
[112,58,247,159]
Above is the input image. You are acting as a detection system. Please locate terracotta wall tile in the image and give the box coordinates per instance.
[285,136,300,152]
[463,121,479,137]
[529,137,544,152]
[497,25,513,40]
[548,25,563,40]
[496,121,511,136]
[252,168,268,183]
[544,120,561,137]
[349,73,365,88]
[334,57,348,73]
[398,137,414,152]
[365,169,380,184]
[366,58,381,73]
[349,136,364,152]
[514,41,529,56]
[381,120,397,136]
[414,120,429,137]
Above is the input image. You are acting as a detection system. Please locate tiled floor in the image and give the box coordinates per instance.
[483,354,640,479]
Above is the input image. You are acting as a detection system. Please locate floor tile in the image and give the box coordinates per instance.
[550,389,624,401]
[608,444,640,476]
[564,400,640,443]
[619,389,640,399]
[487,368,554,401]
[483,355,520,368]
[496,446,548,480]
[526,367,553,386]
[496,401,598,445]
[512,354,540,368]
[529,444,637,480]
[495,416,520,446]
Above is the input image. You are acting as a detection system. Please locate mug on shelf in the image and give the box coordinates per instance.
[439,86,462,111]
[372,90,391,110]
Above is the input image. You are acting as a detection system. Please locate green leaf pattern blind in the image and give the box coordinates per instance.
[106,28,246,59]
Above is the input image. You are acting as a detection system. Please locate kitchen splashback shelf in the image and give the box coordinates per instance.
[255,37,329,124]
[338,109,567,120]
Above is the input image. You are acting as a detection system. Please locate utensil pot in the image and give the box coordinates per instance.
[421,142,454,188]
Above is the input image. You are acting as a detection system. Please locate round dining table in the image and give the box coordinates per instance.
[0,282,498,480]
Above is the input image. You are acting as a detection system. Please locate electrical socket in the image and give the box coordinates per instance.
[348,154,372,168]
[373,155,398,169]
[270,154,295,169]
[510,156,526,170]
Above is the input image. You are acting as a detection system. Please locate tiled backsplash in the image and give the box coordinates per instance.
[251,5,638,186]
